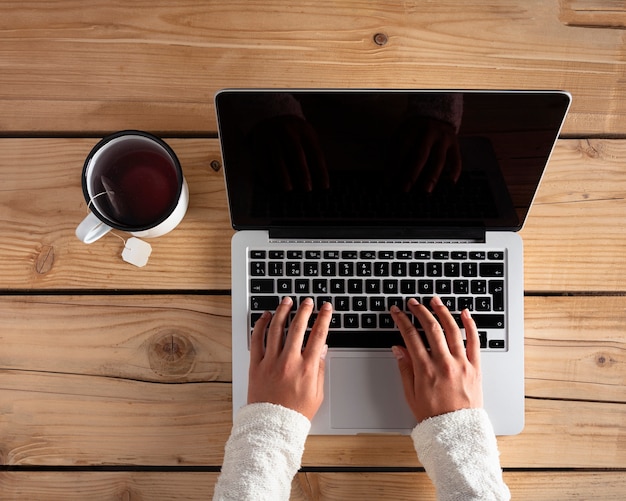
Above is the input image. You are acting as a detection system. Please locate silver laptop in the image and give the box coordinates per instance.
[216,89,571,435]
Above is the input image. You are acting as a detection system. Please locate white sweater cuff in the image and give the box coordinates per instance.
[213,402,311,501]
[411,408,510,501]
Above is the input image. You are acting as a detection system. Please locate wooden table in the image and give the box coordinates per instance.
[1,1,624,499]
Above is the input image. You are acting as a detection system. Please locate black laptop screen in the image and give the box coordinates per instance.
[216,90,570,233]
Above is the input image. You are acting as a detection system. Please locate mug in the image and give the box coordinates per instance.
[76,130,189,244]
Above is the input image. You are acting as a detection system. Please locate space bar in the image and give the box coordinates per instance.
[325,330,405,348]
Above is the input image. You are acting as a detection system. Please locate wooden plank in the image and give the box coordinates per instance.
[2,471,625,500]
[1,1,625,135]
[0,295,624,468]
[0,138,233,291]
[522,139,626,292]
[560,0,626,28]
[0,295,232,383]
[1,138,625,292]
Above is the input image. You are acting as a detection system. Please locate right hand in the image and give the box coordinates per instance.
[390,296,483,422]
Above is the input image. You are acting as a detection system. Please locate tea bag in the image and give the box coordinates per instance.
[100,175,129,221]
[121,237,152,267]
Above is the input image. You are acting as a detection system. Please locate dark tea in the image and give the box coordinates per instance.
[86,135,182,229]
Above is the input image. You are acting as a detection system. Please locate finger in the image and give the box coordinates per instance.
[411,299,449,357]
[461,308,481,370]
[316,344,329,402]
[283,297,314,354]
[304,301,332,360]
[265,296,293,357]
[390,300,428,362]
[250,310,271,365]
[430,296,465,356]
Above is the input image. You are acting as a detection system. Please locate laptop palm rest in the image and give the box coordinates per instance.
[329,356,416,430]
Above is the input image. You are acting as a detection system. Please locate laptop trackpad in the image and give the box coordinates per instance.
[329,356,417,430]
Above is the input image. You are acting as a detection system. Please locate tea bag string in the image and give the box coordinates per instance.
[87,190,114,211]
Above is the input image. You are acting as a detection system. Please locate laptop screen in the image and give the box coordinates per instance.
[216,90,570,233]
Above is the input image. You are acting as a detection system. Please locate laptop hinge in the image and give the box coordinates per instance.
[268,226,486,242]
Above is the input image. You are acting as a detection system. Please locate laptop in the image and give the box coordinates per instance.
[216,89,571,435]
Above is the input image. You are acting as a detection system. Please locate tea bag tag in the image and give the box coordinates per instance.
[121,237,152,267]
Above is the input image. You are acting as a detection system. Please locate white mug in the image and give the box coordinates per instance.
[76,131,189,244]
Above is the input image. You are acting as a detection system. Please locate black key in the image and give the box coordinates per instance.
[342,251,358,259]
[251,296,280,310]
[418,279,434,294]
[379,313,395,328]
[295,279,310,293]
[304,262,319,276]
[306,250,321,259]
[479,332,487,349]
[462,262,478,277]
[335,296,350,311]
[324,250,340,259]
[330,314,342,328]
[313,279,328,293]
[427,262,443,277]
[360,251,376,259]
[415,251,431,259]
[387,296,404,309]
[269,250,284,259]
[435,280,451,294]
[473,314,505,329]
[250,250,266,259]
[433,251,449,259]
[480,263,504,277]
[488,251,504,260]
[365,279,380,293]
[370,297,386,311]
[287,250,303,259]
[392,262,407,276]
[469,251,486,260]
[396,251,412,259]
[441,296,456,310]
[330,279,345,293]
[251,261,266,276]
[489,280,505,311]
[362,314,377,328]
[401,279,416,294]
[382,279,398,294]
[316,296,332,310]
[353,297,368,311]
[286,262,301,276]
[251,279,274,293]
[471,280,487,294]
[444,262,460,277]
[277,279,292,294]
[326,330,404,348]
[321,261,337,276]
[489,339,505,349]
[343,314,360,328]
[339,262,354,276]
[451,251,467,259]
[378,251,394,259]
[268,261,283,276]
[475,296,491,311]
[348,279,363,293]
[374,262,390,276]
[409,262,425,277]
[453,279,469,294]
[457,296,474,311]
[357,262,372,276]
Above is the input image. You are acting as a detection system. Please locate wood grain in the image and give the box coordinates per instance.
[1,138,625,292]
[1,1,625,135]
[1,295,623,468]
[0,471,624,500]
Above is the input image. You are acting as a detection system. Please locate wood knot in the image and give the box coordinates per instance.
[373,32,388,46]
[35,245,55,274]
[595,353,614,367]
[148,331,196,379]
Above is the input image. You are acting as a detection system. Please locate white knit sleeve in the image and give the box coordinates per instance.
[213,402,311,501]
[411,408,510,501]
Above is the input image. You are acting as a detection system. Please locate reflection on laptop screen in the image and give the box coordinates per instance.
[217,90,570,232]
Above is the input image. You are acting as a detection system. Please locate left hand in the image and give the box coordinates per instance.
[248,297,331,421]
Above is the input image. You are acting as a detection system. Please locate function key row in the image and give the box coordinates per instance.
[250,250,504,260]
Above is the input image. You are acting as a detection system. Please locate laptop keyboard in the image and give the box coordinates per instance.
[248,248,507,350]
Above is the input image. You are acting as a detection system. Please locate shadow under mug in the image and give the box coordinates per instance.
[76,130,189,244]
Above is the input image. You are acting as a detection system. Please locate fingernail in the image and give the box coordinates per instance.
[390,305,400,313]
[320,344,328,361]
[408,298,419,306]
[431,296,443,307]
[302,297,314,306]
[321,301,332,311]
[282,296,293,305]
[391,346,404,360]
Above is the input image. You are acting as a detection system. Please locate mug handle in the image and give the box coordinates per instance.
[76,212,112,244]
